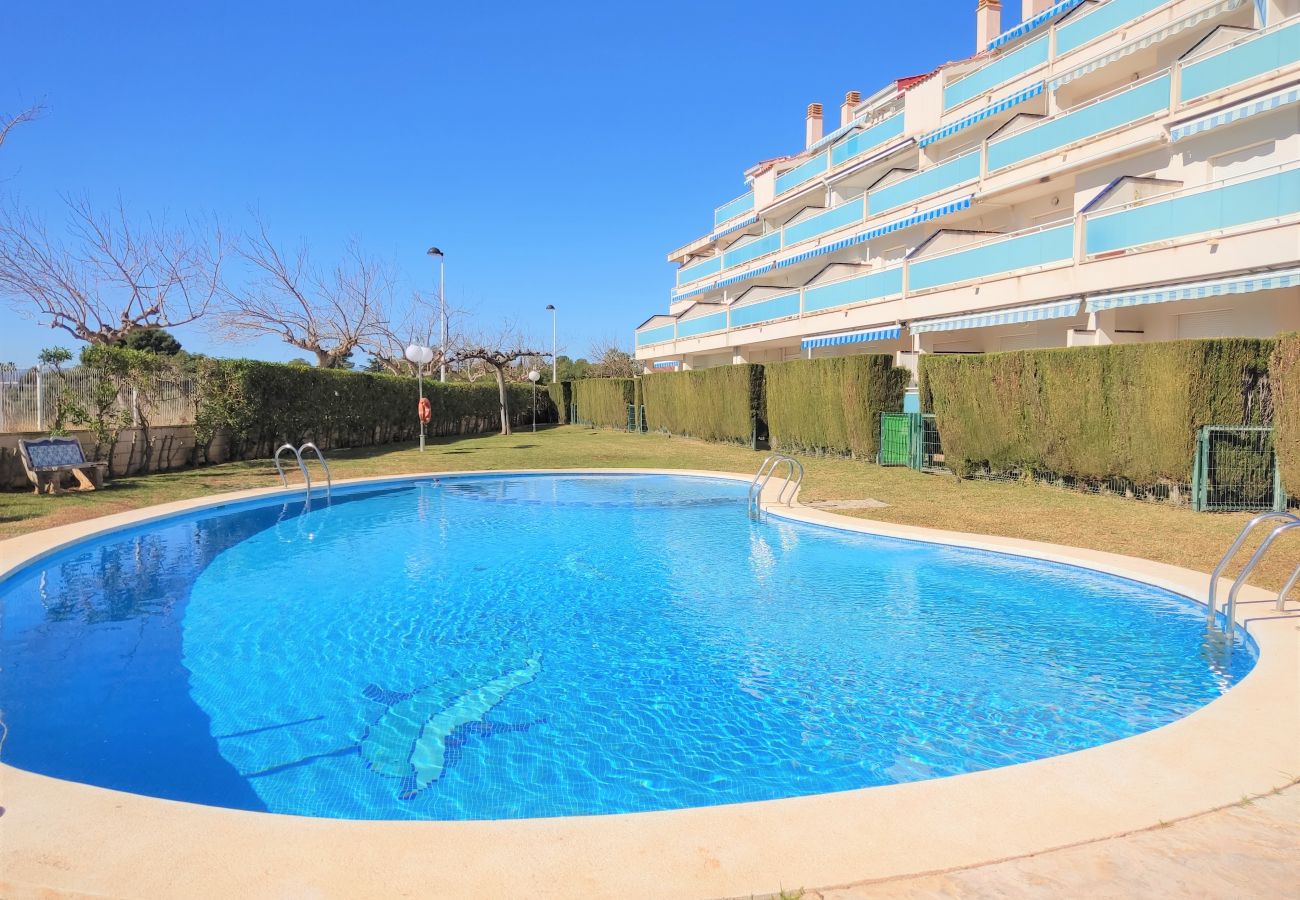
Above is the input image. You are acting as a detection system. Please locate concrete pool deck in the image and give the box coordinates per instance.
[1,469,1297,899]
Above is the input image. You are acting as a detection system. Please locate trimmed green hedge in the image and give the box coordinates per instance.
[194,360,546,459]
[571,378,635,429]
[765,355,909,459]
[1271,333,1300,496]
[641,365,763,445]
[919,339,1274,483]
[546,381,572,424]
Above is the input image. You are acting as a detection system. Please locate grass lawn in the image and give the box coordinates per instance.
[1,424,1295,591]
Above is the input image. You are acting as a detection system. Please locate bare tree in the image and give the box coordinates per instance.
[0,104,42,151]
[0,196,226,344]
[366,290,462,375]
[589,335,638,378]
[218,219,391,368]
[455,326,550,435]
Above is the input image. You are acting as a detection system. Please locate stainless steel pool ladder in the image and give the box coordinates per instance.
[748,454,804,520]
[274,442,333,501]
[1207,510,1299,633]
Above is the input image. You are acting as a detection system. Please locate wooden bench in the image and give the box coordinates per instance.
[18,437,108,494]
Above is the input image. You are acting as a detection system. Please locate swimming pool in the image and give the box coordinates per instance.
[0,473,1254,820]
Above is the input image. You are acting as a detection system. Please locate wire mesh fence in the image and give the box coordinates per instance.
[1192,426,1287,512]
[0,364,197,434]
[878,413,944,472]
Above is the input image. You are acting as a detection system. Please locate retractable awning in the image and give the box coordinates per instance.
[1170,84,1300,141]
[919,83,1044,147]
[709,215,759,241]
[652,360,681,368]
[801,325,902,351]
[865,196,974,240]
[910,298,1081,333]
[987,0,1088,50]
[1085,267,1300,311]
[1050,0,1247,90]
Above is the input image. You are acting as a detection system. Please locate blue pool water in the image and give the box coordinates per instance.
[0,474,1254,820]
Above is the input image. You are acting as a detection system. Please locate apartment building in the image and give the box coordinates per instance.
[636,0,1300,393]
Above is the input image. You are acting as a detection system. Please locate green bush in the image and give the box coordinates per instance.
[640,365,763,445]
[1270,333,1300,496]
[546,381,572,424]
[765,355,909,459]
[571,378,635,429]
[194,360,546,459]
[919,338,1274,484]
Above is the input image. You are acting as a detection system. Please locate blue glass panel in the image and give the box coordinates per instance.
[714,193,755,227]
[675,256,722,287]
[1179,21,1300,102]
[943,37,1048,110]
[1057,0,1166,54]
[722,232,782,268]
[675,311,729,338]
[782,198,865,247]
[987,74,1170,171]
[908,224,1075,291]
[775,153,830,195]
[729,292,802,328]
[636,324,677,346]
[802,267,905,313]
[1085,167,1300,255]
[868,151,981,215]
[830,114,906,167]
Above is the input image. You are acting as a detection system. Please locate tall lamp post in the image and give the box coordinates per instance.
[528,369,541,432]
[427,247,446,382]
[405,343,435,451]
[545,304,557,383]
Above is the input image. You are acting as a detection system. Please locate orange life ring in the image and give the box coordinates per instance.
[418,396,432,423]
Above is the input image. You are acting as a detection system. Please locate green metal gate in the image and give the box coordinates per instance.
[626,404,647,433]
[879,413,943,471]
[1191,425,1285,512]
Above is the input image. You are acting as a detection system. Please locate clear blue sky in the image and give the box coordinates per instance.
[0,0,988,366]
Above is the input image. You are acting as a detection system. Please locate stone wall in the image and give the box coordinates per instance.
[0,426,222,491]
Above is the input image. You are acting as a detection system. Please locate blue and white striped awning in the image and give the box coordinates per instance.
[919,82,1045,147]
[716,262,774,290]
[987,0,1087,50]
[801,325,902,350]
[709,215,759,241]
[865,196,974,239]
[1085,267,1300,312]
[808,114,867,154]
[775,234,865,269]
[1170,85,1300,141]
[910,298,1081,333]
[671,281,717,301]
[1050,0,1246,90]
[652,360,681,368]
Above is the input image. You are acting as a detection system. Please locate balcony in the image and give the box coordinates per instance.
[830,113,906,167]
[675,256,722,287]
[714,192,755,228]
[1179,18,1300,103]
[944,35,1049,110]
[722,232,782,269]
[987,73,1171,172]
[636,323,677,347]
[908,223,1075,292]
[803,266,904,313]
[1084,164,1300,256]
[783,198,866,247]
[868,149,981,215]
[775,153,830,196]
[1055,0,1168,54]
[676,309,729,339]
[729,291,801,328]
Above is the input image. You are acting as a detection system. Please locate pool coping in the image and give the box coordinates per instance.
[1,468,1297,900]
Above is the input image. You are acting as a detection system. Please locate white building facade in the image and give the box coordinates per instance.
[636,0,1300,391]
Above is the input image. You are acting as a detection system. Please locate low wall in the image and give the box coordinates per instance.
[1,426,216,491]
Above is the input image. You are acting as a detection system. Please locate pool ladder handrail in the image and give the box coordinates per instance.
[748,453,804,519]
[274,442,333,501]
[1207,510,1299,633]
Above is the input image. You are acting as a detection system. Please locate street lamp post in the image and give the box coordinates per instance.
[427,247,446,382]
[404,343,435,451]
[545,304,556,383]
[528,369,541,432]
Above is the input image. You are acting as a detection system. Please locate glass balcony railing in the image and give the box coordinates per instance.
[987,73,1170,171]
[1179,18,1300,103]
[868,149,981,215]
[728,291,801,328]
[714,192,755,227]
[944,35,1049,110]
[675,310,729,339]
[908,222,1075,292]
[722,232,782,269]
[675,256,722,287]
[1055,0,1167,54]
[782,198,866,247]
[1084,164,1300,255]
[830,113,906,167]
[803,266,904,313]
[636,323,678,347]
[775,152,830,196]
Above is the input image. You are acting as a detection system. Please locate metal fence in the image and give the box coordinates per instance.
[1192,425,1287,512]
[0,365,197,433]
[879,413,944,472]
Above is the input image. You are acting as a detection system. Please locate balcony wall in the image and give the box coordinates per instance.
[868,150,981,214]
[676,310,729,339]
[830,113,906,166]
[722,232,782,269]
[944,36,1049,110]
[1179,18,1300,101]
[803,267,905,312]
[783,198,866,246]
[675,256,722,287]
[909,223,1076,292]
[1056,0,1169,54]
[774,153,830,196]
[729,292,801,327]
[714,193,755,227]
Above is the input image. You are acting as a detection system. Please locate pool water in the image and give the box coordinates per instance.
[0,474,1254,820]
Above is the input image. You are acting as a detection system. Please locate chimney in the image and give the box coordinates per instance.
[805,102,824,148]
[976,0,1003,51]
[840,91,861,126]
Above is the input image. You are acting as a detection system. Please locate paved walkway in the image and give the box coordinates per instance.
[801,781,1300,899]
